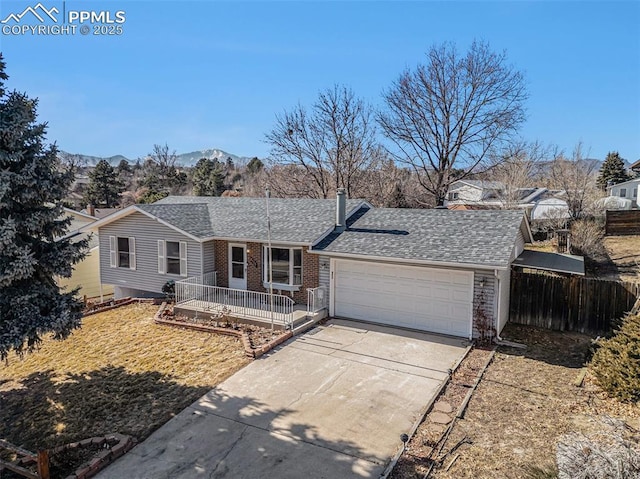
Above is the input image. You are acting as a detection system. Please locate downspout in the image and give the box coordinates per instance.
[494,269,503,341]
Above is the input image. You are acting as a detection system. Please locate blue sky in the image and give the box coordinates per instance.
[2,1,639,163]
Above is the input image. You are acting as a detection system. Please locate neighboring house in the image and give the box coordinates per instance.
[529,197,571,222]
[85,193,543,340]
[444,180,570,222]
[607,177,640,208]
[57,208,114,300]
[444,180,505,206]
[81,205,120,219]
[630,159,640,176]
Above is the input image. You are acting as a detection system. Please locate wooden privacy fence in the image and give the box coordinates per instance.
[510,271,640,333]
[605,209,640,235]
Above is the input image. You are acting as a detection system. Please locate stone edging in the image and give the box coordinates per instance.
[13,434,136,479]
[83,297,160,317]
[153,302,292,359]
[62,434,137,479]
[379,344,474,479]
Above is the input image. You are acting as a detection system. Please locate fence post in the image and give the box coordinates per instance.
[37,450,49,479]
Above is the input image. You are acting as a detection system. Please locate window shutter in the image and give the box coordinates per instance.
[179,241,188,277]
[158,240,165,274]
[109,236,117,268]
[128,237,136,270]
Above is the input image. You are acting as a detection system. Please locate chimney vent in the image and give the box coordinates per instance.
[336,189,346,232]
[86,204,95,217]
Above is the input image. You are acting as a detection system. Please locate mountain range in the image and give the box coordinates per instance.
[58,149,251,168]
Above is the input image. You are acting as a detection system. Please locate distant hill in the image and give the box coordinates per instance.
[176,149,245,166]
[58,148,252,168]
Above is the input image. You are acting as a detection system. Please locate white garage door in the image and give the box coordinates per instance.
[333,260,473,337]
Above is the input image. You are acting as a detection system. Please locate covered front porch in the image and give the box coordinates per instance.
[174,273,327,331]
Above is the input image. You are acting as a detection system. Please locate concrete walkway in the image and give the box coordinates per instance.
[96,319,469,479]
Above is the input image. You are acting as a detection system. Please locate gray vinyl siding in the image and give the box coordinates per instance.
[472,270,497,339]
[318,255,331,305]
[99,211,202,295]
[202,240,216,273]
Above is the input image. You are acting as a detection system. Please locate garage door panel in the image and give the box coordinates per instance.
[451,289,472,301]
[334,260,472,337]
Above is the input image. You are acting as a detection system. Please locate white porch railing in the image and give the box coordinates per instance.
[307,286,327,314]
[175,277,296,328]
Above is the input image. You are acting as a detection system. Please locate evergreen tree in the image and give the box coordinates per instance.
[0,54,87,360]
[597,151,631,190]
[137,160,164,203]
[192,158,225,196]
[590,311,640,402]
[138,145,188,198]
[116,158,133,189]
[85,159,123,207]
[246,157,264,175]
[116,158,131,175]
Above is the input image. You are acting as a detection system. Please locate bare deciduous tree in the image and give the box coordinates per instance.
[138,143,188,201]
[150,143,178,171]
[549,143,600,220]
[485,140,551,208]
[265,85,380,198]
[378,41,528,206]
[358,159,434,208]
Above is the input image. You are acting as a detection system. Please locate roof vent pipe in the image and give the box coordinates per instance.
[336,188,346,232]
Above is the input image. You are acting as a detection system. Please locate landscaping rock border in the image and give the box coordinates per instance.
[12,434,136,479]
[83,297,160,317]
[62,434,137,479]
[153,302,292,359]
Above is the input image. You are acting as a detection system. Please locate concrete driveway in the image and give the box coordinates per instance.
[97,319,468,479]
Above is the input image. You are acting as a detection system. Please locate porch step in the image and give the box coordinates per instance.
[292,310,328,336]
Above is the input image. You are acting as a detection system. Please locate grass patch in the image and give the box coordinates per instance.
[0,303,250,451]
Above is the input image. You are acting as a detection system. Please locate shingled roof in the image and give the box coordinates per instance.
[313,207,529,268]
[136,196,366,243]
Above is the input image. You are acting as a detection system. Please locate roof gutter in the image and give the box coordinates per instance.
[199,235,311,246]
[307,250,509,271]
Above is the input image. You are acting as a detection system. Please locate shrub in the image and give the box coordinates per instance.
[556,417,640,479]
[590,312,640,403]
[162,280,176,300]
[570,219,606,260]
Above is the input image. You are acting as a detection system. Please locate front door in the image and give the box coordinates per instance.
[228,244,247,290]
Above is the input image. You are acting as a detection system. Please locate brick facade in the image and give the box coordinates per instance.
[214,240,229,287]
[211,239,319,305]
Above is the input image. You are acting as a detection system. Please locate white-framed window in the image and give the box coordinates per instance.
[158,240,188,276]
[263,246,302,287]
[109,236,136,270]
[448,192,459,201]
[620,188,627,198]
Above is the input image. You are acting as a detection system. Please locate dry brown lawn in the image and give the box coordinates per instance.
[601,235,640,282]
[392,324,640,479]
[0,303,250,452]
[433,325,640,479]
[524,241,557,253]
